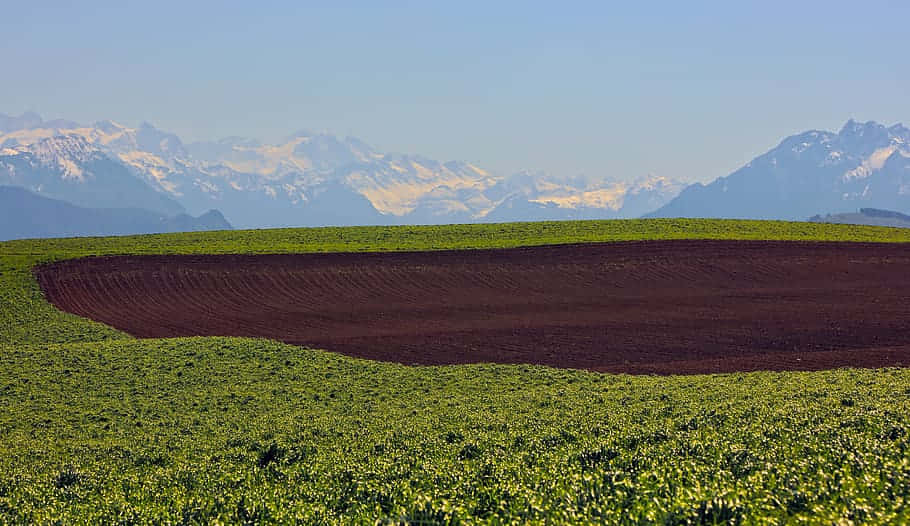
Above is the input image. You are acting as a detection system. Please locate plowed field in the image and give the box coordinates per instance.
[36,240,910,374]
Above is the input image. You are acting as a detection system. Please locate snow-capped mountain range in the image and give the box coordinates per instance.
[6,112,908,228]
[0,113,684,228]
[649,120,910,219]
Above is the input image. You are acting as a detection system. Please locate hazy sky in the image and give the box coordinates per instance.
[3,1,909,182]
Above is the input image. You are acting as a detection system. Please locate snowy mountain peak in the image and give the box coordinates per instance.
[93,120,128,134]
[838,119,908,139]
[26,135,104,181]
[0,112,687,227]
[651,120,910,220]
[133,122,186,159]
[839,119,869,136]
[835,119,910,156]
[630,173,682,191]
[30,134,99,160]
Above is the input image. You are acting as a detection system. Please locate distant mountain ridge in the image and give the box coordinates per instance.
[0,112,684,228]
[7,112,910,228]
[1,134,185,215]
[0,186,231,241]
[650,120,910,220]
[810,208,910,229]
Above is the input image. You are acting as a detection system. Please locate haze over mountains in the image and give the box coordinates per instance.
[0,113,683,230]
[2,112,910,238]
[809,208,910,229]
[0,186,230,241]
[650,120,910,220]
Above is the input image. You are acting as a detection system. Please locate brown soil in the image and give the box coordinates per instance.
[36,240,910,374]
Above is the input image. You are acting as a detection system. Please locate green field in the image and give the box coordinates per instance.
[3,219,910,524]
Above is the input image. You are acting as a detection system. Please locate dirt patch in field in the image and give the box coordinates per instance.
[36,240,910,374]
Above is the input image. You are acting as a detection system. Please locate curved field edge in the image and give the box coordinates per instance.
[8,218,910,346]
[2,336,909,524]
[34,240,910,374]
[4,219,910,523]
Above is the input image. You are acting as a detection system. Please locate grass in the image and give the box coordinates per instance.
[3,338,909,524]
[2,218,910,523]
[8,219,910,261]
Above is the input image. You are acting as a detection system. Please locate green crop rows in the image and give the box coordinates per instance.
[2,219,910,524]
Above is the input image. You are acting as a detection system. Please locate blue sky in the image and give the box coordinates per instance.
[3,1,909,182]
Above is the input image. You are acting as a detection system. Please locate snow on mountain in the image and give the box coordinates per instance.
[479,173,685,223]
[0,112,686,227]
[0,132,185,215]
[649,120,910,220]
[1,134,104,183]
[22,135,102,181]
